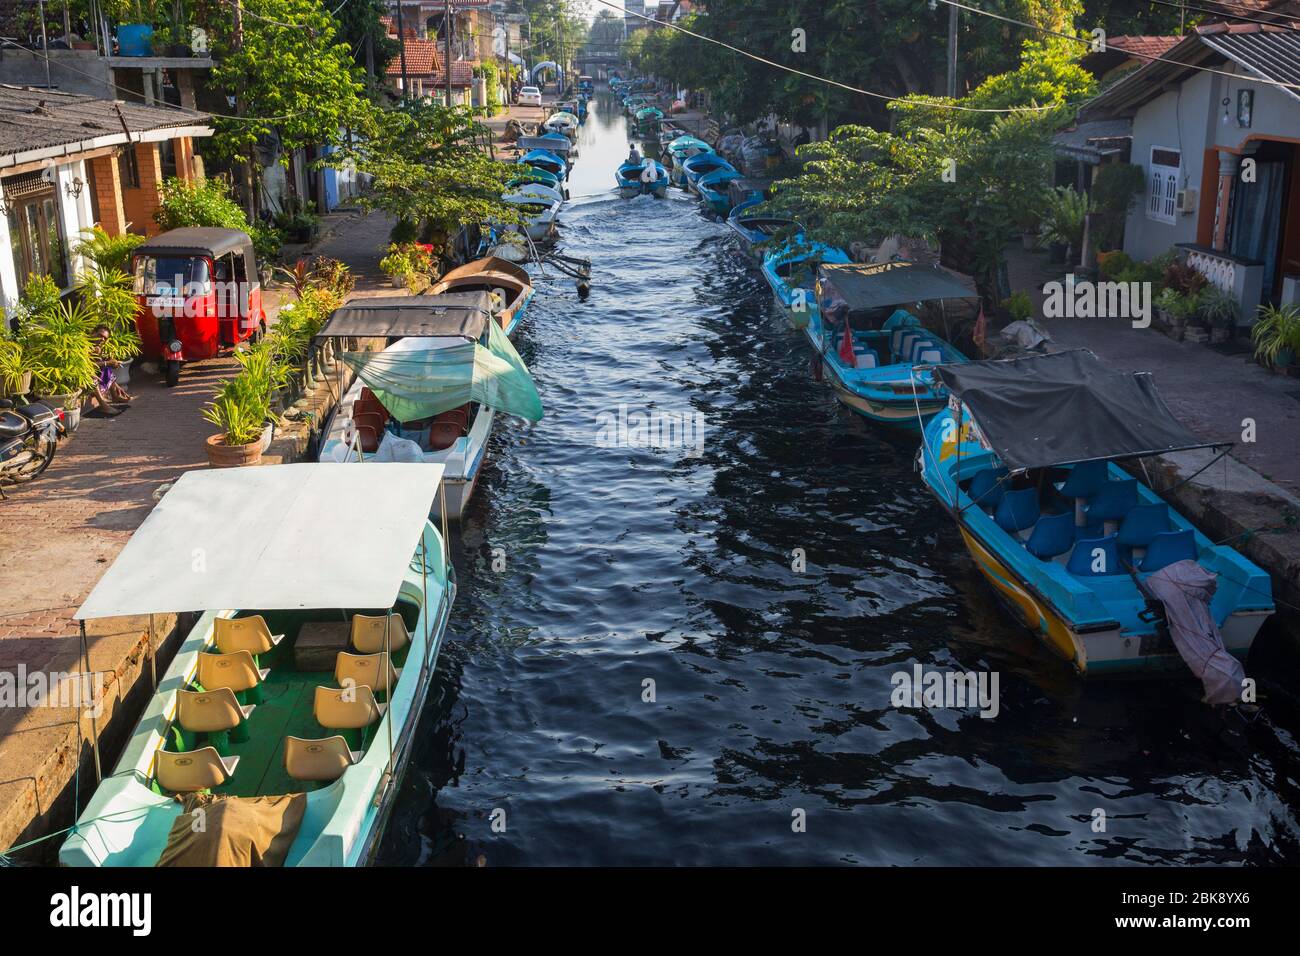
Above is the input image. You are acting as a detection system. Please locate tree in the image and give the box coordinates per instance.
[335,0,401,88]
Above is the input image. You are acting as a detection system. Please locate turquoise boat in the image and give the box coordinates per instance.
[917,349,1273,677]
[726,198,799,261]
[696,168,744,216]
[666,136,712,185]
[681,153,734,194]
[760,237,850,329]
[806,261,974,429]
[615,160,669,198]
[59,463,456,866]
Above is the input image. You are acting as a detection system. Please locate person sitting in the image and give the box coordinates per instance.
[627,145,642,166]
[85,324,132,417]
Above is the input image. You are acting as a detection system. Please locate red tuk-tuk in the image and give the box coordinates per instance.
[132,228,266,386]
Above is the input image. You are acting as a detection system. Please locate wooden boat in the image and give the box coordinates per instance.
[917,349,1274,677]
[805,261,973,428]
[427,256,534,338]
[615,160,669,198]
[59,463,456,866]
[315,293,543,521]
[760,238,851,329]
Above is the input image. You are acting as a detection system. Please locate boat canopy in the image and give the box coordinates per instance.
[517,134,571,154]
[819,262,975,312]
[316,293,492,341]
[933,349,1221,472]
[76,463,444,619]
[342,315,544,423]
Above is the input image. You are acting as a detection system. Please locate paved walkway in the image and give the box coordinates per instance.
[1003,246,1300,493]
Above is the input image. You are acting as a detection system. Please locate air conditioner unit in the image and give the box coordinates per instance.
[1176,188,1197,214]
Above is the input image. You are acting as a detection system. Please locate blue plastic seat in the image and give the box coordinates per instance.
[897,331,926,361]
[1086,479,1138,524]
[1116,503,1170,549]
[966,467,1008,512]
[1138,529,1198,573]
[995,487,1040,534]
[1066,534,1123,576]
[1058,460,1108,500]
[908,339,937,362]
[852,346,879,370]
[1024,511,1075,560]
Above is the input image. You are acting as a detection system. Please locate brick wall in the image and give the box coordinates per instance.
[88,154,126,236]
[121,142,163,236]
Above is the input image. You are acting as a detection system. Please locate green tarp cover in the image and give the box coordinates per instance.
[342,318,544,423]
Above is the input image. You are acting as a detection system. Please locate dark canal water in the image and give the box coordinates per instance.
[377,94,1300,866]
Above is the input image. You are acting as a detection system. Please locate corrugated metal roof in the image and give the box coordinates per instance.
[1200,26,1300,103]
[0,85,210,160]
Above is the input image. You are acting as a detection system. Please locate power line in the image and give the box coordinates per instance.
[936,0,1300,91]
[1145,0,1300,27]
[594,0,1063,113]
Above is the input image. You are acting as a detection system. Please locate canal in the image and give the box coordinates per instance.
[377,93,1300,866]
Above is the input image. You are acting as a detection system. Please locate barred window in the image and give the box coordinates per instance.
[1147,147,1180,225]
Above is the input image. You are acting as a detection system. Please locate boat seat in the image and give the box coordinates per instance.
[355,424,381,454]
[995,487,1040,534]
[353,411,387,437]
[889,322,921,355]
[196,650,269,694]
[214,615,285,656]
[434,405,470,430]
[897,331,926,361]
[854,348,879,370]
[1058,460,1109,527]
[966,467,1009,512]
[284,735,362,783]
[1138,529,1198,573]
[334,651,402,694]
[1066,534,1123,576]
[350,613,412,655]
[1116,503,1171,554]
[428,419,466,452]
[908,339,937,362]
[1086,479,1138,532]
[155,747,239,793]
[314,684,387,729]
[914,348,943,365]
[1024,511,1075,560]
[177,687,254,733]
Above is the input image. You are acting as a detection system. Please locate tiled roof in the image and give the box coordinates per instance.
[0,86,211,162]
[386,38,443,77]
[431,62,475,88]
[1107,36,1180,59]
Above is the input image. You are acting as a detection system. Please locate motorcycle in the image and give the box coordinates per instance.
[0,398,65,497]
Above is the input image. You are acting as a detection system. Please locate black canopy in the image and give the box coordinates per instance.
[316,293,492,340]
[934,349,1222,471]
[819,262,975,312]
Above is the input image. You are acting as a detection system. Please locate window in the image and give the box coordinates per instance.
[3,172,68,290]
[1147,146,1180,225]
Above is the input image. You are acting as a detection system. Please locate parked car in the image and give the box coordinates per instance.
[518,86,542,107]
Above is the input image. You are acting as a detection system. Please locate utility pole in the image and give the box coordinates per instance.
[232,0,256,221]
[37,0,51,89]
[946,3,958,99]
[445,1,454,107]
[395,0,409,98]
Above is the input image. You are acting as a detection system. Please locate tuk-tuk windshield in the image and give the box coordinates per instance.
[134,255,211,297]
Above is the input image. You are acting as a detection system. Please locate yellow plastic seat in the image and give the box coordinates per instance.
[196,649,269,694]
[284,735,363,782]
[350,613,411,655]
[214,615,285,656]
[313,684,386,730]
[177,687,254,733]
[155,747,239,793]
[334,651,401,695]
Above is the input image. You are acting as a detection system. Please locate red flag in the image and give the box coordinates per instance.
[838,321,856,366]
[973,305,987,351]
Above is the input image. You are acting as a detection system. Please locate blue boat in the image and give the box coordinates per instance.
[760,238,850,329]
[727,200,799,261]
[917,349,1273,678]
[518,148,566,181]
[615,160,669,198]
[806,261,974,429]
[682,153,735,194]
[696,168,744,216]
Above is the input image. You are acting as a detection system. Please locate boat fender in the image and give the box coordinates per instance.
[488,290,506,312]
[577,280,590,300]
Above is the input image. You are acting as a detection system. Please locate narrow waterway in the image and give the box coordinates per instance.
[377,94,1300,866]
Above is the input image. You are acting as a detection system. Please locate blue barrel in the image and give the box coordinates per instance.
[116,24,153,57]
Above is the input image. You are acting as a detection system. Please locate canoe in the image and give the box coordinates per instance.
[917,349,1274,677]
[427,256,535,338]
[59,463,456,867]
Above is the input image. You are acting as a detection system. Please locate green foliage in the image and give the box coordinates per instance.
[154,176,246,231]
[1089,162,1145,250]
[1198,286,1239,328]
[380,243,435,292]
[1039,186,1091,251]
[1156,286,1199,322]
[74,226,145,276]
[77,269,142,364]
[1251,303,1300,366]
[202,378,269,446]
[22,300,99,396]
[1097,250,1132,280]
[1162,259,1208,297]
[1002,291,1034,322]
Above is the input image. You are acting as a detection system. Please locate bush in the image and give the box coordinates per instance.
[1001,290,1033,322]
[75,226,144,276]
[155,177,246,232]
[1090,163,1145,251]
[1097,250,1132,281]
[1162,260,1208,297]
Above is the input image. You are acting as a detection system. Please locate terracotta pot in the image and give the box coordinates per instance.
[205,433,264,468]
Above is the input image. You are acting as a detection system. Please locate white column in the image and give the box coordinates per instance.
[0,210,19,322]
[55,161,89,280]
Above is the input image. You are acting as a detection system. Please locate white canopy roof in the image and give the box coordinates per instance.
[77,463,444,620]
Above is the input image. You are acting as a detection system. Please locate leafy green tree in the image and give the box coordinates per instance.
[335,0,401,88]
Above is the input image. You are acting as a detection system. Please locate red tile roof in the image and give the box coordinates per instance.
[1107,36,1180,59]
[386,39,442,77]
[431,62,475,88]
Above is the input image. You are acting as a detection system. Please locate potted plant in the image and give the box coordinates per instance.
[0,331,30,398]
[78,268,142,387]
[1039,187,1090,266]
[1198,287,1239,344]
[380,242,434,292]
[202,369,273,468]
[1155,288,1193,340]
[274,196,321,244]
[24,300,98,431]
[1251,303,1300,373]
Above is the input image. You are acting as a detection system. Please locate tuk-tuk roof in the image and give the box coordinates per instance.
[76,463,443,619]
[316,292,493,340]
[134,227,251,259]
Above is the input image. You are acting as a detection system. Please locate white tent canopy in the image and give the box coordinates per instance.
[77,463,445,620]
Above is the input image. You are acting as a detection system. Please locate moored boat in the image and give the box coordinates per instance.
[59,462,456,866]
[726,197,798,261]
[760,237,850,328]
[615,159,669,198]
[917,349,1273,679]
[517,148,567,181]
[500,188,560,241]
[682,152,736,194]
[807,260,973,428]
[696,168,744,216]
[316,293,544,520]
[543,111,580,139]
[427,255,534,338]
